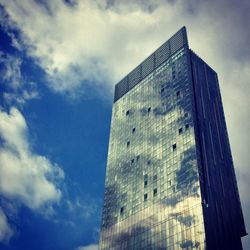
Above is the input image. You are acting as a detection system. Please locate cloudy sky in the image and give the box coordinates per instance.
[0,0,249,249]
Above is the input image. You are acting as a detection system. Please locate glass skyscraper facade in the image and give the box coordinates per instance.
[99,27,246,250]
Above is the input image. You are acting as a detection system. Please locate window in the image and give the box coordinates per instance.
[144,180,148,187]
[127,141,130,147]
[120,206,124,215]
[153,188,157,196]
[147,160,151,165]
[173,143,177,151]
[131,159,134,164]
[176,91,180,98]
[185,124,189,130]
[136,155,140,161]
[172,70,176,79]
[184,112,189,118]
[126,110,130,116]
[148,107,151,112]
[144,194,148,201]
[179,128,183,134]
[161,88,164,93]
[153,174,157,181]
[132,127,136,133]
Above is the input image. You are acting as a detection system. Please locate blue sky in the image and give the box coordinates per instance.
[0,0,250,250]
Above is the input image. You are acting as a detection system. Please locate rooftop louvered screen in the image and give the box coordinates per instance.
[114,26,188,102]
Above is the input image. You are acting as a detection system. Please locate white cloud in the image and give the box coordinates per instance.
[0,208,14,244]
[75,243,98,250]
[0,51,22,89]
[0,107,64,210]
[0,52,39,105]
[0,107,64,243]
[66,196,98,219]
[0,0,184,95]
[1,0,249,97]
[3,90,38,106]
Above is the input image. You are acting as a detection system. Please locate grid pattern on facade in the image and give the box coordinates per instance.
[100,47,205,250]
[114,27,188,102]
[100,27,246,250]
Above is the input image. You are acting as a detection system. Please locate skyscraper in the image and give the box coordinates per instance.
[99,27,246,250]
